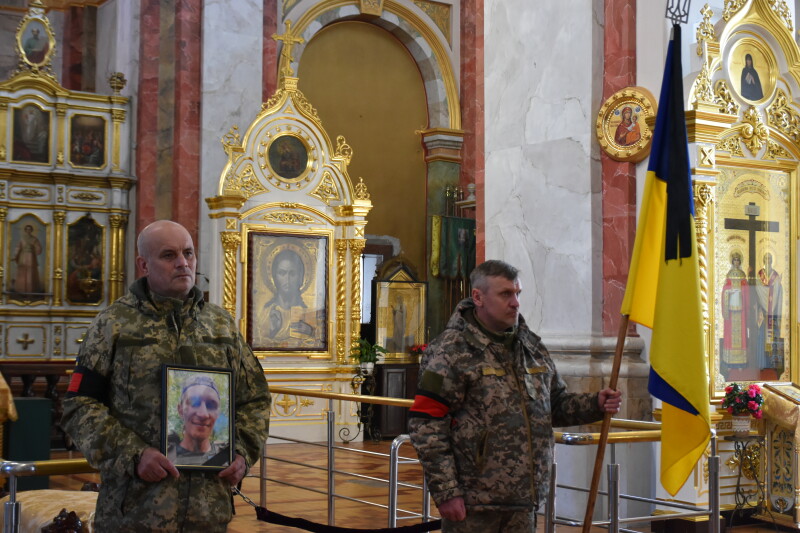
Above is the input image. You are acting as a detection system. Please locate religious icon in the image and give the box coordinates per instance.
[246,231,328,353]
[266,134,310,181]
[70,115,106,168]
[12,104,50,163]
[18,18,53,67]
[595,87,656,162]
[729,39,775,103]
[714,168,790,385]
[7,215,47,303]
[375,277,426,361]
[66,216,104,304]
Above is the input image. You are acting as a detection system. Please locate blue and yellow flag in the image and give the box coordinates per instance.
[620,25,710,496]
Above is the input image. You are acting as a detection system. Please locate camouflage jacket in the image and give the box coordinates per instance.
[62,278,271,532]
[408,298,603,512]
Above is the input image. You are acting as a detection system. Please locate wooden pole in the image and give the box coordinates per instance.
[580,314,630,533]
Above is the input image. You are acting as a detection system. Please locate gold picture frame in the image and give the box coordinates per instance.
[245,229,329,355]
[16,16,55,69]
[595,86,657,163]
[728,36,776,104]
[375,273,426,363]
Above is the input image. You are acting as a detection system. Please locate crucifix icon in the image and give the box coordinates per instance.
[16,333,35,350]
[272,20,305,81]
[724,202,779,280]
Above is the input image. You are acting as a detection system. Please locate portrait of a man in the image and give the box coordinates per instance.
[8,217,46,302]
[247,232,328,353]
[20,20,50,65]
[164,369,232,469]
[13,105,50,163]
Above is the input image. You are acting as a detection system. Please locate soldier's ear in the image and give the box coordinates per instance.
[135,255,148,275]
[472,287,483,307]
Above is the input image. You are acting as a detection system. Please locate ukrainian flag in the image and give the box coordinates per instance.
[620,25,710,496]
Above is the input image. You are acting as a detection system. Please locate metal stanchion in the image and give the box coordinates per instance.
[388,435,407,527]
[327,405,335,525]
[608,463,620,533]
[709,431,720,533]
[3,474,19,533]
[260,436,267,508]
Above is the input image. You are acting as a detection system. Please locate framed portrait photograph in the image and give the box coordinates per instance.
[12,104,51,164]
[69,115,106,168]
[246,230,329,354]
[162,364,234,471]
[375,279,426,362]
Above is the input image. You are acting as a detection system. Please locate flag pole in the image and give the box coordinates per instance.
[581,313,629,533]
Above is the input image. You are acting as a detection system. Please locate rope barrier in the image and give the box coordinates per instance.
[233,488,442,533]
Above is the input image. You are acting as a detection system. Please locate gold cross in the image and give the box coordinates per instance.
[16,333,34,350]
[272,20,305,80]
[276,394,297,415]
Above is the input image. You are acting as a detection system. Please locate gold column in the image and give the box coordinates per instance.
[220,232,241,317]
[109,214,127,301]
[56,103,67,166]
[694,182,714,338]
[111,109,126,172]
[0,101,7,161]
[335,241,348,363]
[0,208,6,298]
[53,211,66,306]
[349,239,366,357]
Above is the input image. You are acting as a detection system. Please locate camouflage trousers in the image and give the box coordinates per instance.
[442,509,535,532]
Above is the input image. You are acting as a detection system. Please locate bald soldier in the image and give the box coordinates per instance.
[63,220,271,532]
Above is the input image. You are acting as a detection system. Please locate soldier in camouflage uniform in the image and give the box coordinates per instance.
[62,220,271,532]
[408,260,622,532]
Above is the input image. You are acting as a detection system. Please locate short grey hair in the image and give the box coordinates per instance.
[470,260,519,292]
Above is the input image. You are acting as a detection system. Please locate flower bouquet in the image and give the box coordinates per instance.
[720,382,763,419]
[409,343,428,361]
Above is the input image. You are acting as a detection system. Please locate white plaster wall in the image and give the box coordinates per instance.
[199,0,265,301]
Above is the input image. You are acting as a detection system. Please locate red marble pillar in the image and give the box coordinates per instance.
[172,0,202,248]
[602,0,637,336]
[135,0,161,255]
[263,0,278,100]
[461,0,485,263]
[61,6,83,91]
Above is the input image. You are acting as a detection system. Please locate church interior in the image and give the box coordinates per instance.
[4,0,800,530]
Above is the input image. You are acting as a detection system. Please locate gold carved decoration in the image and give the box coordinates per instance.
[767,89,800,142]
[714,80,740,116]
[223,163,267,199]
[109,214,127,301]
[595,86,657,162]
[16,188,45,198]
[0,145,5,160]
[693,63,716,107]
[220,232,241,317]
[699,146,715,168]
[360,0,384,16]
[108,72,127,95]
[723,0,748,20]
[334,135,353,165]
[769,0,794,32]
[225,219,237,230]
[71,192,102,202]
[221,126,242,157]
[716,135,744,156]
[273,20,305,82]
[414,0,451,44]
[310,171,341,205]
[260,211,315,225]
[741,107,768,155]
[335,241,348,363]
[53,210,65,307]
[765,139,791,160]
[696,4,715,56]
[694,183,713,335]
[355,177,370,200]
